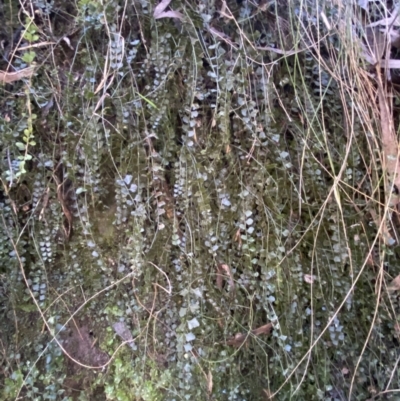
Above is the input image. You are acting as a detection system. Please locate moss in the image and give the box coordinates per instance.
[1,0,399,400]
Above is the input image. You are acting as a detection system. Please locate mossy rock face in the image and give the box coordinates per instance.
[1,0,400,400]
[91,203,117,246]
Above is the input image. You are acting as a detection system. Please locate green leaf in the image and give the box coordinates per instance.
[24,32,33,42]
[76,187,87,195]
[15,142,25,150]
[136,92,158,109]
[22,51,36,64]
[18,303,37,312]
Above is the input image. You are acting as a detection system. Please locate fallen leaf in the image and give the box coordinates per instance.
[216,263,235,291]
[216,269,223,291]
[207,370,213,396]
[154,0,171,15]
[226,323,273,347]
[233,228,242,247]
[304,274,316,284]
[226,332,248,347]
[112,321,133,342]
[62,36,74,50]
[113,321,136,350]
[0,66,35,84]
[388,274,400,291]
[155,10,183,19]
[154,0,183,20]
[252,323,273,336]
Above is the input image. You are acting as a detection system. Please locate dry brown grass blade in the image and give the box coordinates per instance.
[0,66,35,83]
[226,323,273,347]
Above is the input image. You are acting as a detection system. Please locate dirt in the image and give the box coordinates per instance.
[60,322,109,399]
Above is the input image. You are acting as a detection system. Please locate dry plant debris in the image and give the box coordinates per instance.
[226,323,273,347]
[0,66,35,83]
[154,0,183,20]
[216,263,235,291]
[387,274,400,292]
